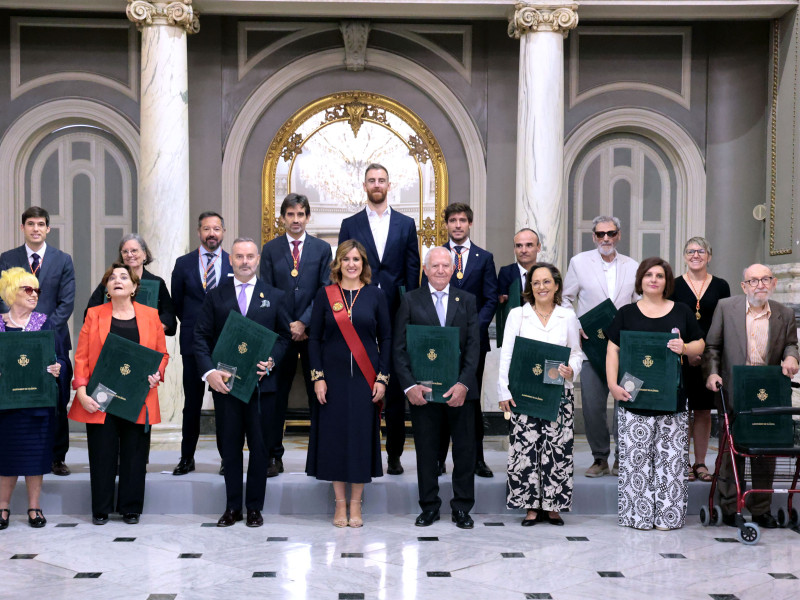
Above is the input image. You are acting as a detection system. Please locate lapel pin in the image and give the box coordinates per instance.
[260,292,264,298]
[455,297,460,302]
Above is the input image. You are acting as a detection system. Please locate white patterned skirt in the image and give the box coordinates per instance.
[617,408,689,530]
[506,391,574,512]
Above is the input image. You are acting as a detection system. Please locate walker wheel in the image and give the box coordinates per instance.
[790,508,799,528]
[777,507,788,528]
[699,506,710,526]
[712,505,723,527]
[737,522,761,545]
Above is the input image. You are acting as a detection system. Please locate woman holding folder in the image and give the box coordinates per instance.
[306,240,390,528]
[69,262,168,525]
[605,257,704,530]
[0,267,66,529]
[498,263,584,526]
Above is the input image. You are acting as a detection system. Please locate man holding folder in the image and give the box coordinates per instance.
[393,247,480,529]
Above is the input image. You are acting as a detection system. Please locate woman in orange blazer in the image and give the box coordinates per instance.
[69,262,168,525]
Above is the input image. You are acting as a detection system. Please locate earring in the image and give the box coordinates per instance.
[105,292,111,299]
[130,292,135,297]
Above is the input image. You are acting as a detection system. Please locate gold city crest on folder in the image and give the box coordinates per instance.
[532,363,543,376]
[17,354,29,367]
[238,342,248,354]
[643,355,654,368]
[597,329,605,340]
[427,348,437,361]
[757,388,768,402]
[120,363,131,376]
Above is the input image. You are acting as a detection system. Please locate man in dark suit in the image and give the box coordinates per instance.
[194,237,291,527]
[0,206,75,476]
[423,203,497,478]
[339,162,421,475]
[260,193,331,477]
[170,211,234,476]
[704,263,800,529]
[497,228,540,308]
[394,246,480,528]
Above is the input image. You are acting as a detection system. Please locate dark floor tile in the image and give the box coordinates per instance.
[267,536,288,541]
[502,552,525,558]
[114,537,136,542]
[768,573,798,579]
[55,523,78,527]
[341,552,363,558]
[566,536,589,541]
[178,553,202,559]
[483,522,505,526]
[200,523,217,527]
[660,553,686,559]
[252,572,277,578]
[426,571,451,577]
[10,554,37,559]
[709,595,739,600]
[74,572,102,579]
[147,595,177,600]
[598,571,624,578]
[338,595,365,600]
[714,538,739,543]
[525,595,553,600]
[417,536,439,541]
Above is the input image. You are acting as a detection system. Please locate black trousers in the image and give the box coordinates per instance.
[52,360,72,462]
[215,389,272,512]
[86,415,151,515]
[438,350,486,464]
[410,399,476,513]
[180,354,222,460]
[384,376,407,459]
[270,339,315,459]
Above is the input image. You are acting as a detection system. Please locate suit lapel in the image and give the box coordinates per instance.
[590,252,610,299]
[766,303,783,364]
[462,245,480,283]
[99,304,112,346]
[418,288,441,325]
[246,280,267,319]
[444,289,459,326]
[353,211,380,266]
[279,236,295,272]
[733,297,748,360]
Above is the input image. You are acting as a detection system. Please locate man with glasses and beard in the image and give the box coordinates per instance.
[562,216,639,477]
[704,264,799,529]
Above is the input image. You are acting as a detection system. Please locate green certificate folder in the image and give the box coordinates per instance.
[619,330,680,412]
[86,333,164,423]
[211,311,279,403]
[732,365,794,447]
[496,277,522,348]
[0,331,57,409]
[508,336,571,421]
[406,324,460,403]
[104,279,159,309]
[578,299,617,384]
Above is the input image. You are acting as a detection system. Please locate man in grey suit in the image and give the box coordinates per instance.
[704,263,799,529]
[260,193,331,476]
[562,215,639,477]
[0,206,75,475]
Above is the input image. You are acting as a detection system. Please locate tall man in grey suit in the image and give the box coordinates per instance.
[0,206,75,476]
[704,263,799,529]
[393,247,480,529]
[562,215,639,477]
[260,193,331,476]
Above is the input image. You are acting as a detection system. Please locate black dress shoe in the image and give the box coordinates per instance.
[267,457,280,478]
[437,461,446,476]
[452,510,474,529]
[122,513,140,524]
[521,516,537,527]
[721,513,738,527]
[474,461,493,478]
[246,510,264,527]
[51,460,70,476]
[275,457,284,473]
[27,508,46,528]
[547,515,565,526]
[415,510,440,527]
[172,457,195,476]
[0,508,8,530]
[219,461,225,476]
[753,512,779,529]
[387,456,404,475]
[92,513,109,525]
[217,509,243,527]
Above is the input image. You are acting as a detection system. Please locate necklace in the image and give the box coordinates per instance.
[7,311,31,329]
[685,273,709,320]
[533,305,554,322]
[339,284,363,318]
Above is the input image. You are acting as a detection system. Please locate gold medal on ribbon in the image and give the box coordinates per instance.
[291,268,299,277]
[332,301,344,312]
[456,271,464,280]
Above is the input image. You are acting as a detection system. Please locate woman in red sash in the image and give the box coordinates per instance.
[306,240,391,527]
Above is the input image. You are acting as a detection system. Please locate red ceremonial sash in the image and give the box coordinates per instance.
[325,285,377,391]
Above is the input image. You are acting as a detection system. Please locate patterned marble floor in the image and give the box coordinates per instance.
[1,510,799,599]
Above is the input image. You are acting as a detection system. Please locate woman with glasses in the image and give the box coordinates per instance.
[606,257,705,530]
[0,268,67,529]
[498,262,584,526]
[85,234,176,336]
[670,238,729,482]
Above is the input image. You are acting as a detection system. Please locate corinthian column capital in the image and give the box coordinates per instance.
[127,0,200,34]
[508,2,579,39]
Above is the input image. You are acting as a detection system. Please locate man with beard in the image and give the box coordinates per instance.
[170,211,234,476]
[704,263,799,529]
[339,163,421,475]
[260,193,331,477]
[562,216,639,477]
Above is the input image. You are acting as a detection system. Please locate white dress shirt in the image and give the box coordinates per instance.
[26,242,47,266]
[601,251,618,300]
[449,238,472,272]
[516,262,528,288]
[286,231,307,261]
[366,205,391,261]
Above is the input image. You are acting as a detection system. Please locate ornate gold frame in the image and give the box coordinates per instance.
[261,91,448,248]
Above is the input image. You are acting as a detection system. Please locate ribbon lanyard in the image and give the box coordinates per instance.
[199,249,219,290]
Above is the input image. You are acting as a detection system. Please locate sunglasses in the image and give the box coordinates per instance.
[594,230,619,239]
[21,286,42,296]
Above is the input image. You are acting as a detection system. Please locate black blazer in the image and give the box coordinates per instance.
[497,263,525,300]
[338,209,420,314]
[171,248,234,355]
[0,244,75,348]
[259,234,331,326]
[392,285,480,399]
[193,278,291,394]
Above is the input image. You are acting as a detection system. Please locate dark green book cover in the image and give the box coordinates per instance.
[732,365,794,447]
[211,311,279,403]
[0,330,57,409]
[496,277,522,348]
[406,324,460,403]
[619,330,680,412]
[578,299,617,384]
[508,336,571,421]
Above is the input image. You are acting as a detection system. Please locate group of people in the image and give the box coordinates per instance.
[0,162,796,534]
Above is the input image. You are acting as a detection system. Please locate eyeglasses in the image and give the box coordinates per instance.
[531,280,554,288]
[743,276,775,287]
[121,249,141,256]
[685,249,707,256]
[594,230,619,239]
[20,286,42,296]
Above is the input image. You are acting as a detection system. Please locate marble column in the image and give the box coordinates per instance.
[128,1,199,430]
[509,2,578,269]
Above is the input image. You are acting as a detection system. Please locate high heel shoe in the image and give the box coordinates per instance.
[333,499,348,528]
[27,508,46,528]
[348,500,363,528]
[0,508,9,530]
